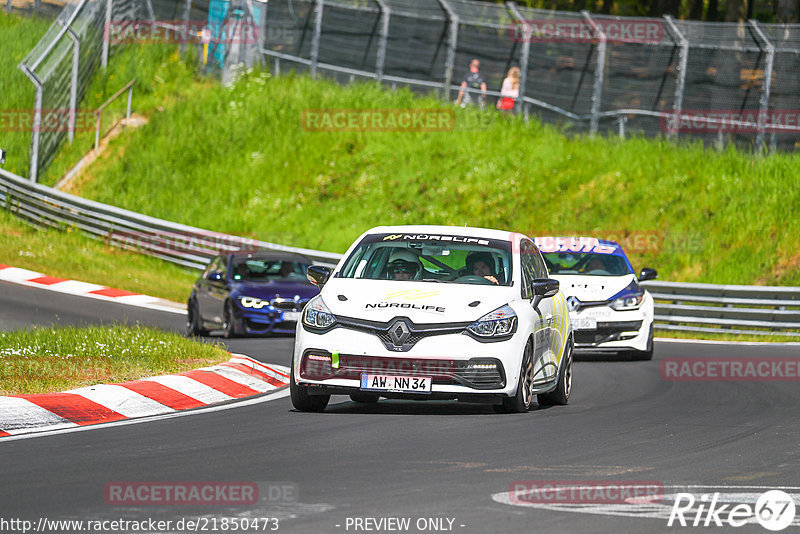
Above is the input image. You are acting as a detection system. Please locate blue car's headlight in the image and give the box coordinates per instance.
[467,304,517,338]
[239,296,271,309]
[302,296,337,329]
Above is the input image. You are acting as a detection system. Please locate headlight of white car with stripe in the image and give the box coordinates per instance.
[467,304,517,337]
[302,296,337,329]
[609,293,644,311]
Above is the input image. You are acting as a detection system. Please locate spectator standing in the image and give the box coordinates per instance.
[455,59,487,109]
[497,66,520,114]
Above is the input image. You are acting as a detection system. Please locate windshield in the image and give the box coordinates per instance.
[231,258,310,282]
[542,252,631,276]
[337,233,513,286]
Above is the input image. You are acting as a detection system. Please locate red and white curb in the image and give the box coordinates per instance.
[0,264,185,314]
[0,354,289,437]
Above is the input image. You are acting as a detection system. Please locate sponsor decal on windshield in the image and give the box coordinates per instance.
[535,237,617,254]
[380,234,491,246]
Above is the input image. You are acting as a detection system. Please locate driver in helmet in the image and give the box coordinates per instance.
[466,251,499,285]
[387,250,422,281]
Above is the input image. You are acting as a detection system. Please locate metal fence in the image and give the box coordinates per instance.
[254,0,800,151]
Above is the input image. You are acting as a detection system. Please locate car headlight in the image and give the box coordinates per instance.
[609,293,644,311]
[239,296,271,309]
[302,296,337,329]
[467,304,517,338]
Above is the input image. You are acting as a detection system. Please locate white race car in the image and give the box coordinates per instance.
[534,237,657,359]
[291,225,574,413]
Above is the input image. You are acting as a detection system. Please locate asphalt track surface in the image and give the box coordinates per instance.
[1,280,799,534]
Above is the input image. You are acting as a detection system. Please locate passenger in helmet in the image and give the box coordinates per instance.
[387,250,422,281]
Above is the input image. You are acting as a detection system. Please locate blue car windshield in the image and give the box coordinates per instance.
[232,260,310,281]
[542,252,630,276]
[337,233,512,286]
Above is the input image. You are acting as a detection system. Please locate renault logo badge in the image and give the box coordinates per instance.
[566,296,581,312]
[389,320,410,347]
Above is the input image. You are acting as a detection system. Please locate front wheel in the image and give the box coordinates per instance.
[186,299,208,337]
[496,340,534,414]
[538,336,573,406]
[222,300,237,339]
[290,359,330,412]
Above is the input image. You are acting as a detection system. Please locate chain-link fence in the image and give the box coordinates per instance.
[16,0,800,184]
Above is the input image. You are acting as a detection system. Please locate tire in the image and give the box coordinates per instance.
[186,299,208,337]
[497,340,535,414]
[222,300,237,339]
[349,392,380,404]
[538,336,573,406]
[630,325,654,361]
[290,358,330,412]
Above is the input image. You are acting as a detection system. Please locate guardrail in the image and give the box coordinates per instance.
[641,281,800,337]
[1,167,797,337]
[0,168,342,269]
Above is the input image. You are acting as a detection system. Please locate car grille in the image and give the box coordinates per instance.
[338,316,471,352]
[270,298,309,311]
[574,320,643,346]
[300,352,505,390]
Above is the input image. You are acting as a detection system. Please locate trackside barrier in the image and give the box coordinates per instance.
[0,168,342,269]
[641,280,800,337]
[1,167,797,337]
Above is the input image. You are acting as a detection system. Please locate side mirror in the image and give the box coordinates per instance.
[639,268,658,282]
[307,265,332,288]
[531,278,559,310]
[206,271,223,282]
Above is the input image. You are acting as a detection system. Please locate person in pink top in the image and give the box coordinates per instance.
[497,66,520,114]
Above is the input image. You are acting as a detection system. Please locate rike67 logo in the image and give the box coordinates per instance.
[668,490,796,531]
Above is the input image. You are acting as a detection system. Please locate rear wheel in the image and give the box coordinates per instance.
[349,392,380,404]
[538,336,573,406]
[186,299,208,337]
[496,340,534,414]
[290,358,330,412]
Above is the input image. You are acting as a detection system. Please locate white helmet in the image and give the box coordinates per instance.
[387,249,422,279]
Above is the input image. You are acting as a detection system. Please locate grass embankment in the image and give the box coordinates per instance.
[69,71,800,287]
[0,210,197,303]
[0,11,52,176]
[0,324,230,395]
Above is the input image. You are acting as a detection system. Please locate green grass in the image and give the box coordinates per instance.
[0,324,230,395]
[68,70,800,287]
[0,11,53,177]
[0,210,197,303]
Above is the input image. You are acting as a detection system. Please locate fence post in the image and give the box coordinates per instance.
[6,0,12,13]
[310,0,324,78]
[581,10,605,135]
[181,0,192,55]
[374,0,390,82]
[749,20,774,152]
[19,66,42,183]
[102,0,111,68]
[506,2,530,121]
[62,23,80,144]
[437,0,458,102]
[663,15,687,141]
[145,0,155,21]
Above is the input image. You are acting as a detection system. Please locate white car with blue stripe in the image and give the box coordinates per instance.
[291,226,574,413]
[534,237,657,359]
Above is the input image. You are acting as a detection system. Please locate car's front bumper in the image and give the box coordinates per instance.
[569,299,653,352]
[293,324,528,397]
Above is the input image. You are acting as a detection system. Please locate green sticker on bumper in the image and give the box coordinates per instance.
[331,352,339,369]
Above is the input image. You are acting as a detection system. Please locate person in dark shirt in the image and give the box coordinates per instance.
[455,59,487,109]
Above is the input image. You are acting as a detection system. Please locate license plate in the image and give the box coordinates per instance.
[283,311,301,322]
[571,317,597,330]
[360,373,432,394]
